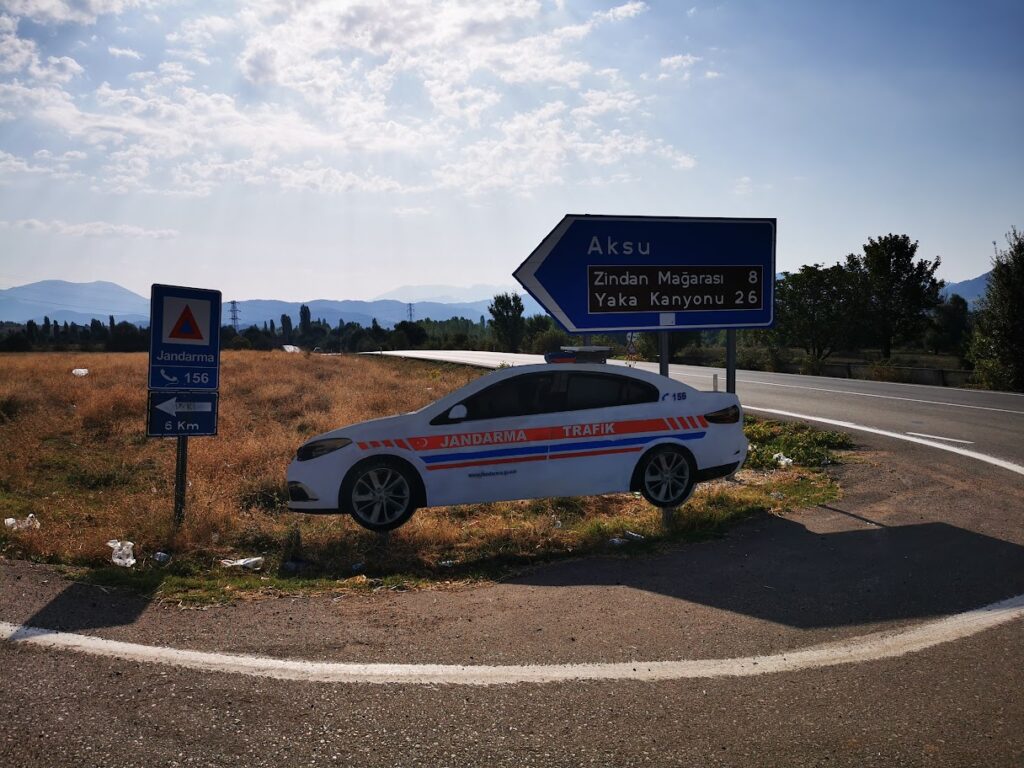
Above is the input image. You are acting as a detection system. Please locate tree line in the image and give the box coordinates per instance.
[1,228,1021,390]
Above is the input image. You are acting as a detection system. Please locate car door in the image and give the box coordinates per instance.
[542,370,665,498]
[412,371,570,506]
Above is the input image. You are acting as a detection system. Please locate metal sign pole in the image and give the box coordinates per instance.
[174,435,188,527]
[726,329,737,393]
[659,331,670,377]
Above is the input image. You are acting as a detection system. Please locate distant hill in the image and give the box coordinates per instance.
[0,280,545,327]
[942,271,990,307]
[0,280,149,325]
[374,284,544,316]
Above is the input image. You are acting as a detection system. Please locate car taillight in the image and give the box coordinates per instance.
[296,438,352,461]
[704,405,740,424]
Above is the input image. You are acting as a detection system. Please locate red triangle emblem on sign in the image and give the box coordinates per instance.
[169,305,204,341]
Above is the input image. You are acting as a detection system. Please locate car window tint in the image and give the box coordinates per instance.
[564,373,658,411]
[461,373,557,421]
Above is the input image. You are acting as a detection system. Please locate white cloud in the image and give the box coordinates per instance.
[108,46,142,60]
[660,53,701,70]
[0,218,178,238]
[733,176,752,195]
[0,15,37,74]
[704,70,721,79]
[0,1,696,198]
[393,206,430,217]
[2,1,147,25]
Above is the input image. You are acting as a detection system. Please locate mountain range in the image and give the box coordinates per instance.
[0,272,990,328]
[0,280,545,328]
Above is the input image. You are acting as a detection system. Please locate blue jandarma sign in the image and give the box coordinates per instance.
[148,284,221,438]
[514,215,776,333]
[148,284,222,391]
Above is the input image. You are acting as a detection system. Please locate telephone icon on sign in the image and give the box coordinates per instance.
[160,369,179,384]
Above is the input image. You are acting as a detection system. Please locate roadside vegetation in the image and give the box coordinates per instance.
[1,352,854,602]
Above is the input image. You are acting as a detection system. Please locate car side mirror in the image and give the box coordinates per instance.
[446,404,468,422]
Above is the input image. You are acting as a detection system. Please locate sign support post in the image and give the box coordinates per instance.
[174,436,188,527]
[659,331,670,377]
[726,329,737,394]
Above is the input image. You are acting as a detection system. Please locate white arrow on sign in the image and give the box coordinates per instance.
[156,397,213,416]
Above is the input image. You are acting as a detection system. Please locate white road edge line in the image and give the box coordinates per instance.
[748,407,1024,477]
[905,431,974,445]
[4,593,1024,685]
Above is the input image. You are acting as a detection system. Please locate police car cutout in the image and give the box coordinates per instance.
[286,362,747,531]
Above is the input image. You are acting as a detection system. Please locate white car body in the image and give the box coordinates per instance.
[287,363,746,528]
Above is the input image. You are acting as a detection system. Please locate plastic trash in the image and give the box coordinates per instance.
[624,530,645,542]
[153,551,171,564]
[107,539,136,567]
[438,560,455,567]
[71,368,89,377]
[281,345,300,353]
[772,452,794,468]
[608,537,629,546]
[4,514,40,530]
[219,557,264,571]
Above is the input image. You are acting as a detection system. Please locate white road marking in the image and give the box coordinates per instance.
[749,407,1024,477]
[905,431,974,445]
[3,593,1023,685]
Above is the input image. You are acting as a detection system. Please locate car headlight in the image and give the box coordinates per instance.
[296,437,352,461]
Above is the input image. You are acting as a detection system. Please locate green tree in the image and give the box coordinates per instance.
[924,294,970,356]
[280,314,293,343]
[969,228,1024,391]
[393,320,427,348]
[299,304,312,337]
[488,293,526,352]
[845,234,943,359]
[775,264,858,363]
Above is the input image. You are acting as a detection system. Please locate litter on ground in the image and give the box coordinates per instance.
[107,539,136,567]
[772,452,794,468]
[219,557,264,571]
[4,514,40,530]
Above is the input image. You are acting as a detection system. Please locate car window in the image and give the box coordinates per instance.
[432,373,558,424]
[564,372,658,412]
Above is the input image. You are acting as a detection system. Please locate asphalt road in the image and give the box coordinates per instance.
[2,352,1022,766]
[377,350,1024,468]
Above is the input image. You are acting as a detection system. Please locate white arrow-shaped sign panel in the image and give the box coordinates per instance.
[156,397,214,416]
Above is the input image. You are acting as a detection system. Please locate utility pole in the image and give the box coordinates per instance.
[229,300,240,330]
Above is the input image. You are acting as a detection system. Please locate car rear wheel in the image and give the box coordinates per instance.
[636,446,695,508]
[341,458,419,531]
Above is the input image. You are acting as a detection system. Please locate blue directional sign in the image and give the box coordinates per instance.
[514,215,776,333]
[148,284,222,390]
[147,391,219,437]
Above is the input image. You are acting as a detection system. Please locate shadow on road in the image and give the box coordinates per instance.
[13,581,153,634]
[512,513,1024,628]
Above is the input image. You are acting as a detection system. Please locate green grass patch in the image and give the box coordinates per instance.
[744,415,854,470]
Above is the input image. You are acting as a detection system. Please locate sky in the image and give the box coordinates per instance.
[0,0,1021,302]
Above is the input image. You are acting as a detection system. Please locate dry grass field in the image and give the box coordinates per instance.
[0,351,849,598]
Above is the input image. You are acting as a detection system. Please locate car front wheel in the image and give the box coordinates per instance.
[636,446,696,508]
[340,458,419,531]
